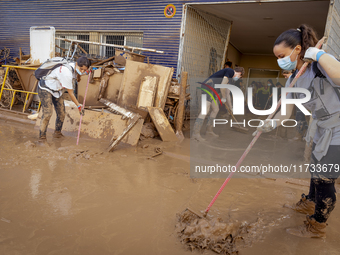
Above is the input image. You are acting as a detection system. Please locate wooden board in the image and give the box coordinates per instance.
[78,72,123,107]
[35,102,143,146]
[137,76,158,109]
[147,107,178,142]
[117,60,174,109]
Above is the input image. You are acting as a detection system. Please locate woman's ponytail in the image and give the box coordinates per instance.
[299,24,318,59]
[274,24,319,58]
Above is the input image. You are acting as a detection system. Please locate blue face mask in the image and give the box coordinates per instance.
[233,77,239,81]
[277,46,298,71]
[76,68,83,75]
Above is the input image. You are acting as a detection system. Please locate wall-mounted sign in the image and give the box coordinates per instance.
[164,4,176,18]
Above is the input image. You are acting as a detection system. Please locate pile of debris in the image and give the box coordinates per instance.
[0,40,190,151]
[164,78,191,128]
[72,53,191,150]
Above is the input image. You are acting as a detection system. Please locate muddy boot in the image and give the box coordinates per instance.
[286,216,326,238]
[206,124,219,137]
[53,131,64,138]
[38,130,47,142]
[205,117,219,137]
[38,136,46,142]
[192,118,205,142]
[284,193,315,215]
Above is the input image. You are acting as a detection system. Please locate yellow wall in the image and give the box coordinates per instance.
[226,43,284,78]
[226,44,242,67]
[239,54,281,77]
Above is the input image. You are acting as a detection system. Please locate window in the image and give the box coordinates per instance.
[101,32,143,57]
[56,32,90,55]
[77,34,90,53]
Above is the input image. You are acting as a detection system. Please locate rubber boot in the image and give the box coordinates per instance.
[38,130,47,142]
[53,131,64,138]
[286,216,326,238]
[192,118,205,142]
[284,193,315,215]
[206,118,219,137]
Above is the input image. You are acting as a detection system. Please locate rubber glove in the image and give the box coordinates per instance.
[77,104,85,116]
[304,47,325,62]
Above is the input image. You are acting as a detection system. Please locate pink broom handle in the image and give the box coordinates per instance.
[76,70,91,145]
[203,37,326,216]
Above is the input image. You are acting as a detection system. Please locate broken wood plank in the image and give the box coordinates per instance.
[126,105,148,120]
[94,56,115,66]
[78,73,123,106]
[117,60,174,109]
[175,71,187,139]
[137,76,158,109]
[147,107,178,142]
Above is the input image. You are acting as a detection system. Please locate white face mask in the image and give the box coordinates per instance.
[277,46,298,71]
[76,67,83,75]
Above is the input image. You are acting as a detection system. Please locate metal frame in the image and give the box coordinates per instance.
[0,65,41,113]
[177,3,233,80]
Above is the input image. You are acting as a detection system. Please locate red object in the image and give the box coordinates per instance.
[200,82,223,105]
[204,37,326,216]
[76,71,91,145]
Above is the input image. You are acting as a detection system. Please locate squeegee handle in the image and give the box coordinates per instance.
[204,37,326,215]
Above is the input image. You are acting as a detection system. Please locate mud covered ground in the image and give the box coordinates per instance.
[0,118,340,255]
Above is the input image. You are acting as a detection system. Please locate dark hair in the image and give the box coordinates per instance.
[234,66,245,76]
[224,61,232,68]
[77,56,91,68]
[276,82,282,87]
[274,24,318,59]
[267,79,274,86]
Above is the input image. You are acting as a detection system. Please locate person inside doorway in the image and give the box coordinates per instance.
[275,82,283,99]
[192,66,244,141]
[224,61,233,69]
[257,82,270,109]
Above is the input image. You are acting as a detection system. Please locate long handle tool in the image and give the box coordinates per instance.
[202,37,326,217]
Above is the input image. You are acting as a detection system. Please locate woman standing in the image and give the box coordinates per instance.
[257,24,340,238]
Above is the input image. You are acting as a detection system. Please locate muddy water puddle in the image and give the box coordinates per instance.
[0,120,340,255]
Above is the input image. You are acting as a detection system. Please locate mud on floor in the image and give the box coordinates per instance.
[176,209,292,255]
